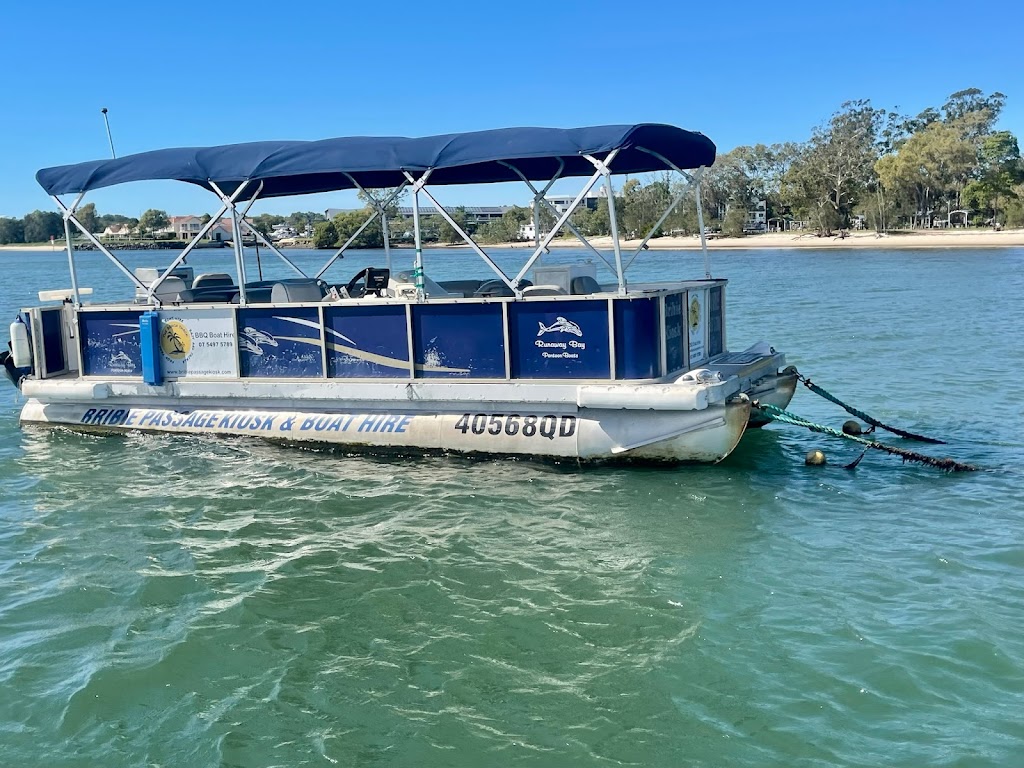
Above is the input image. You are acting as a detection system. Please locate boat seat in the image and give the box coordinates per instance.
[271,279,325,303]
[570,275,603,295]
[522,284,567,297]
[473,279,516,298]
[231,286,275,304]
[152,276,189,304]
[438,279,486,297]
[192,272,235,290]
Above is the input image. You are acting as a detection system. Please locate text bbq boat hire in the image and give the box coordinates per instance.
[2,124,796,462]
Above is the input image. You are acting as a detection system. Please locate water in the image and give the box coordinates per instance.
[1,246,1023,766]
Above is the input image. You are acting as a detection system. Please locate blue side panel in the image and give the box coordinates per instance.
[238,308,322,378]
[324,305,409,378]
[79,310,142,376]
[139,311,162,385]
[664,293,685,373]
[413,303,505,379]
[509,300,610,379]
[614,298,660,380]
[40,309,65,374]
[708,285,724,357]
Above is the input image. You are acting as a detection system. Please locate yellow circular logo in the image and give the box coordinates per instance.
[688,296,701,330]
[160,320,192,361]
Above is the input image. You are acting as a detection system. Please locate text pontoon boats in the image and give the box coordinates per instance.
[2,124,796,462]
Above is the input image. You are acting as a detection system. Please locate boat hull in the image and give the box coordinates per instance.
[18,397,751,464]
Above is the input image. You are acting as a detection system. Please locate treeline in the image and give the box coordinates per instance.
[0,205,327,245]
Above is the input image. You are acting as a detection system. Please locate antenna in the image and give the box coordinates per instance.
[100,107,116,158]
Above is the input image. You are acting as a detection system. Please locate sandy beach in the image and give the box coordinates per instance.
[2,228,1022,253]
[511,228,1024,250]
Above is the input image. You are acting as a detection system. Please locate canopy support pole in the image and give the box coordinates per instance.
[402,170,434,301]
[344,177,408,273]
[414,185,516,291]
[499,160,617,275]
[234,185,307,278]
[586,154,626,296]
[512,148,620,293]
[52,193,150,303]
[314,183,407,280]
[208,181,254,305]
[59,192,85,308]
[636,147,711,278]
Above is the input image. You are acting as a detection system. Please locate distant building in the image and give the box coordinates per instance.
[102,223,135,239]
[745,200,767,232]
[160,215,233,241]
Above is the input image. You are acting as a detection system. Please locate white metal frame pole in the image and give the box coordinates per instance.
[635,147,712,278]
[498,161,617,275]
[694,172,711,278]
[210,181,254,305]
[512,148,619,291]
[58,192,85,307]
[234,182,306,278]
[314,183,407,280]
[402,171,434,301]
[52,194,151,299]
[345,177,409,273]
[415,186,516,290]
[587,154,626,296]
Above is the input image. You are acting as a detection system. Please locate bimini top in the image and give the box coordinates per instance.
[36,124,715,199]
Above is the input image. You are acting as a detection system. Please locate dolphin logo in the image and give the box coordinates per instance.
[537,317,582,337]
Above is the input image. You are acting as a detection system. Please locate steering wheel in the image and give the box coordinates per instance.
[345,267,372,298]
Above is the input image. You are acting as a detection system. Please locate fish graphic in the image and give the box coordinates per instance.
[537,317,582,337]
[109,351,135,369]
[240,338,264,356]
[242,327,278,347]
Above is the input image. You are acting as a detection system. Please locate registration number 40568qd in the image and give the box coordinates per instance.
[453,413,576,440]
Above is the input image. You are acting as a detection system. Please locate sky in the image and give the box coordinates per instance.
[1,0,1020,220]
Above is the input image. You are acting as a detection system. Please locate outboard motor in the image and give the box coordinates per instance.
[3,315,33,389]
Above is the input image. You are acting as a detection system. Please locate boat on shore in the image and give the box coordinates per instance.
[2,124,796,463]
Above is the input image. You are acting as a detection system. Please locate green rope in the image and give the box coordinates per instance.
[794,371,945,444]
[753,402,977,472]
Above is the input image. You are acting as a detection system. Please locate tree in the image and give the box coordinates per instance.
[875,121,976,227]
[436,207,469,244]
[332,208,383,248]
[312,220,338,248]
[76,203,99,234]
[781,100,885,232]
[0,217,25,244]
[138,209,169,236]
[961,131,1024,224]
[22,210,64,243]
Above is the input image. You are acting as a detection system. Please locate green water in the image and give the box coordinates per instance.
[1,246,1022,766]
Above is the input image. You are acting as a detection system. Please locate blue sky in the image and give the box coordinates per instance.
[1,0,1020,219]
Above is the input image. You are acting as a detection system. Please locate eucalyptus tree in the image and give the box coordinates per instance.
[875,121,976,227]
[961,131,1024,224]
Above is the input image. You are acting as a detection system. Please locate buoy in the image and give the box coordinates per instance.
[842,420,863,436]
[805,449,827,466]
[10,318,31,369]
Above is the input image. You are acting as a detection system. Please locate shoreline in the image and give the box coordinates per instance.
[3,228,1022,253]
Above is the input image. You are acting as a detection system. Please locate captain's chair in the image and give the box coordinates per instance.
[153,276,188,304]
[271,279,325,303]
[570,275,603,295]
[192,272,235,290]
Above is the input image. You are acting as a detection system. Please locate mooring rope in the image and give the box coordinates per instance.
[752,402,977,472]
[792,370,945,444]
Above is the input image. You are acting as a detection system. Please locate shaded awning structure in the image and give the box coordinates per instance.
[36,124,716,198]
[41,123,720,307]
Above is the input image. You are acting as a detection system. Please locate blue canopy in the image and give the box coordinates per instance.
[36,124,715,199]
